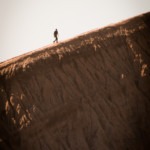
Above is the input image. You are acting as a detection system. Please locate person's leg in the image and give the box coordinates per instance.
[53,36,56,43]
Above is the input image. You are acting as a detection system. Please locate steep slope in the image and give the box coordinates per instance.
[0,12,150,150]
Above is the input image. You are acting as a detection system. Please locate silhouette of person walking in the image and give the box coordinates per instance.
[53,29,58,43]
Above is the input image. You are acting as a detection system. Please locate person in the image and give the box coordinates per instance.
[53,29,58,43]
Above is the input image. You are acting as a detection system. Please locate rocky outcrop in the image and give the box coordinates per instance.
[0,12,150,150]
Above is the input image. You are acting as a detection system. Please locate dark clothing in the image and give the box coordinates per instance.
[54,30,58,37]
[53,29,58,43]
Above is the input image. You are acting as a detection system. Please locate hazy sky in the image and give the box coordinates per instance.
[0,0,150,62]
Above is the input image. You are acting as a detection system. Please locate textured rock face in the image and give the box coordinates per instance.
[0,12,150,150]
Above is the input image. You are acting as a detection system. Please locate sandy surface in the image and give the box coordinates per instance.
[0,12,150,150]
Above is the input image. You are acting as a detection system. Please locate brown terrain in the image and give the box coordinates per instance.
[0,12,150,150]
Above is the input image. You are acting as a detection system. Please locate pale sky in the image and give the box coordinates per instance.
[0,0,150,62]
